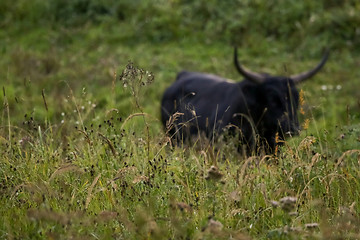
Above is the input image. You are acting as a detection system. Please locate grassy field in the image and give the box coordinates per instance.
[1,1,360,239]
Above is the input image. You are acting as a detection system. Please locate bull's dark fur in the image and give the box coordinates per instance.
[161,49,328,153]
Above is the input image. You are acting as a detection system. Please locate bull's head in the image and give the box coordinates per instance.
[234,48,329,148]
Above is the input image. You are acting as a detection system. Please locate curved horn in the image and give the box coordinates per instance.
[234,47,265,84]
[291,50,329,84]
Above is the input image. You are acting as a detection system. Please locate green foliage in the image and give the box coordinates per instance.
[1,0,360,49]
[0,0,360,239]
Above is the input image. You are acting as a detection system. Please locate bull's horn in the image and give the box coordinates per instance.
[291,50,329,84]
[234,47,265,84]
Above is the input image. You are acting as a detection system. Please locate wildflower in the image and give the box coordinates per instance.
[270,200,280,208]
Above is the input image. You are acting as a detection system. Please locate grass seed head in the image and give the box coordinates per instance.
[280,196,297,212]
[98,211,118,222]
[205,165,223,181]
[299,89,305,115]
[203,218,224,234]
[171,202,193,213]
[298,136,316,151]
[132,175,149,184]
[304,223,319,230]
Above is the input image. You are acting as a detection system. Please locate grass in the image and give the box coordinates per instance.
[1,1,360,239]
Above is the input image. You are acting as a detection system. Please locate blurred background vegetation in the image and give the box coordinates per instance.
[1,0,360,48]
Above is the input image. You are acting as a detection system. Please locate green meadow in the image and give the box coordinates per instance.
[1,1,359,239]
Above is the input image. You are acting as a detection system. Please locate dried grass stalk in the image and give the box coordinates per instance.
[336,150,360,167]
[49,164,83,181]
[85,174,101,209]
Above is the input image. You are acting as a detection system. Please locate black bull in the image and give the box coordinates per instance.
[161,48,329,153]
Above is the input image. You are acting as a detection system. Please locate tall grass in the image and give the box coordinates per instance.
[1,60,359,239]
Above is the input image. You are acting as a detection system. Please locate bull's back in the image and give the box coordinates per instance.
[161,71,239,128]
